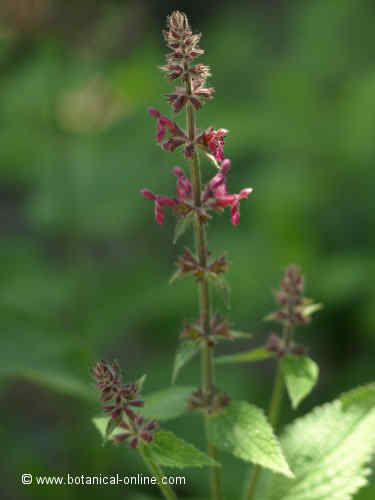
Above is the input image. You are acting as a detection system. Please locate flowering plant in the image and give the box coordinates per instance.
[92,11,375,500]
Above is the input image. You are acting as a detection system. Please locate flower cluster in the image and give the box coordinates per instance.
[266,265,315,326]
[161,11,214,109]
[181,313,232,347]
[188,388,231,416]
[171,248,227,283]
[141,160,252,226]
[263,265,322,357]
[265,333,307,358]
[92,360,158,449]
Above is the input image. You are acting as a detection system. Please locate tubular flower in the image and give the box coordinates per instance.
[204,159,253,225]
[140,189,176,225]
[141,167,196,225]
[173,167,192,201]
[148,107,187,152]
[198,127,228,163]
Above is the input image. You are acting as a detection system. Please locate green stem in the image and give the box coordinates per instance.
[186,75,222,500]
[244,361,285,500]
[139,445,177,500]
[244,322,293,500]
[268,360,285,429]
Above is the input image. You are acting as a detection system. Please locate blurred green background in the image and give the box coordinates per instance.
[1,0,374,498]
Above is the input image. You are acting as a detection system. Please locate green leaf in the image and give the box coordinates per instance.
[254,383,375,500]
[92,385,194,441]
[227,330,253,340]
[92,416,122,442]
[1,368,95,402]
[173,214,194,244]
[135,374,147,393]
[172,341,200,383]
[141,385,194,421]
[301,302,323,318]
[216,347,274,365]
[209,400,293,477]
[92,416,135,443]
[281,355,319,409]
[143,430,218,469]
[204,152,220,169]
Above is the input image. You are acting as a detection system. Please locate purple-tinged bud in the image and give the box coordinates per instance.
[144,419,158,431]
[128,400,144,408]
[140,431,153,443]
[124,407,136,421]
[114,433,131,443]
[184,143,194,158]
[129,437,139,449]
[208,255,228,275]
[110,408,122,419]
[135,415,145,426]
[290,343,308,356]
[265,334,285,357]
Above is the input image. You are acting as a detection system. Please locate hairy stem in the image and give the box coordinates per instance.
[244,322,292,500]
[139,445,177,500]
[186,75,222,500]
[244,361,285,500]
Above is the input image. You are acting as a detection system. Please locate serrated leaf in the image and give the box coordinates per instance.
[173,214,194,244]
[172,341,200,383]
[254,383,375,500]
[216,347,274,365]
[143,430,218,469]
[209,400,293,477]
[141,385,194,421]
[281,355,319,409]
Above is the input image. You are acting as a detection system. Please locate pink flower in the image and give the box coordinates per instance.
[141,189,176,225]
[214,189,253,225]
[208,159,231,194]
[173,167,192,201]
[205,159,253,225]
[148,107,186,148]
[201,128,228,163]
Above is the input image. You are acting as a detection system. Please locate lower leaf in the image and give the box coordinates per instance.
[209,400,293,477]
[143,430,218,469]
[254,383,375,500]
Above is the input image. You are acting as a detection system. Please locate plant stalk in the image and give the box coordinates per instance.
[139,445,177,500]
[244,322,292,500]
[186,74,222,500]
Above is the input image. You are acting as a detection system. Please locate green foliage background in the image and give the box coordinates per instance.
[0,0,374,498]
